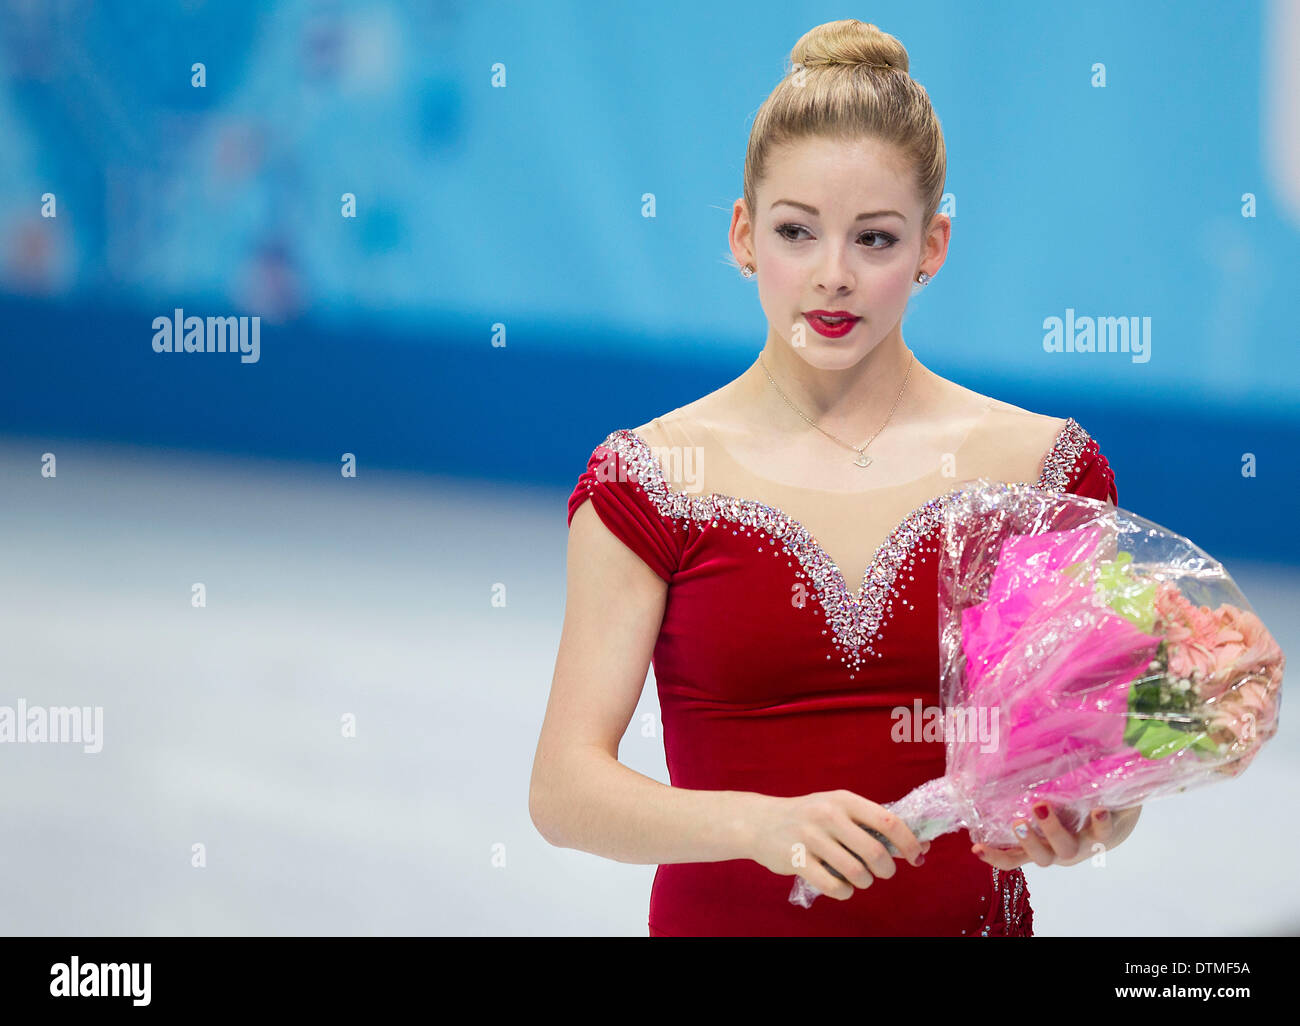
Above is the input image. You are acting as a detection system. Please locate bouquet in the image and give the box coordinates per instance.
[790,479,1284,908]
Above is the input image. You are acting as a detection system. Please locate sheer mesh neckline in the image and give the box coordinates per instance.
[658,399,998,497]
[595,418,1091,675]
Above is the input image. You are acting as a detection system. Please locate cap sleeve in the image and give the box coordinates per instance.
[1037,418,1118,505]
[567,431,683,582]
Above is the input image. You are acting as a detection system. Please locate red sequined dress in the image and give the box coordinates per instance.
[566,403,1118,936]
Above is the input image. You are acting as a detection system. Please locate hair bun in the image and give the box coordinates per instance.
[790,18,909,73]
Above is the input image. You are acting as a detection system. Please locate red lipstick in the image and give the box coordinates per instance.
[803,310,860,339]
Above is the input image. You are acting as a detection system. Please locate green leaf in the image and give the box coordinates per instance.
[1125,719,1217,760]
[1093,551,1158,633]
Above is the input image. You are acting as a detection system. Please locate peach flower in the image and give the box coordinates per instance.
[1207,673,1282,777]
[1154,583,1285,702]
[1231,608,1287,687]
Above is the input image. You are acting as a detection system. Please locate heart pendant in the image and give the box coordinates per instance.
[854,452,872,468]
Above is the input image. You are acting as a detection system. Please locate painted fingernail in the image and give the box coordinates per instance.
[1095,809,1109,820]
[1033,804,1049,820]
[1013,822,1029,839]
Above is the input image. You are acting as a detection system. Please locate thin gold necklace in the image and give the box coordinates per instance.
[758,351,915,468]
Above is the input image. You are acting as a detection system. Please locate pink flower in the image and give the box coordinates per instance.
[1154,584,1285,702]
[1202,667,1281,778]
[1197,606,1286,703]
[1154,581,1222,683]
[1232,608,1287,687]
[1146,584,1284,780]
[1208,673,1280,747]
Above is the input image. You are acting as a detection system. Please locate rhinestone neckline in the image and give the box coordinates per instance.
[595,418,1091,675]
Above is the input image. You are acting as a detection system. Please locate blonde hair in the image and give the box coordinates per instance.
[743,19,946,232]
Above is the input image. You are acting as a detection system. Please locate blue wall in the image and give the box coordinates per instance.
[1,0,1296,562]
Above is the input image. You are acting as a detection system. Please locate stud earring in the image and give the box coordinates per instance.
[916,271,933,285]
[742,264,755,278]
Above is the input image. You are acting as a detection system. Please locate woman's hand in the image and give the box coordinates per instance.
[746,790,931,900]
[972,803,1142,869]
